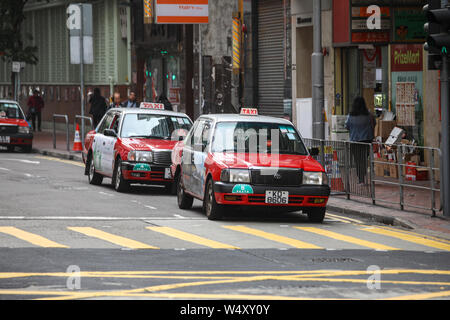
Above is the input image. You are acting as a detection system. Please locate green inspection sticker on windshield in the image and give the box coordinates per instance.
[133,163,151,171]
[232,184,254,194]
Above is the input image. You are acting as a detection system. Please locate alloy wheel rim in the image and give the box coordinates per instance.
[115,164,121,189]
[206,183,212,216]
[89,159,94,181]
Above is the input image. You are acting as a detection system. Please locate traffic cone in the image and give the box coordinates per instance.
[330,150,344,191]
[73,123,82,152]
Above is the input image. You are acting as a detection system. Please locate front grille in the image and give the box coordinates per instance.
[0,125,18,134]
[250,168,302,187]
[152,150,172,166]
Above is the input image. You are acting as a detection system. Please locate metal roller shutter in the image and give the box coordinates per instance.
[257,0,285,117]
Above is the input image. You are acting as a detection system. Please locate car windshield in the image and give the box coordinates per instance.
[211,121,308,155]
[121,113,192,140]
[0,103,24,120]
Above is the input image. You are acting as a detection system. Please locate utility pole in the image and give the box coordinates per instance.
[312,0,324,139]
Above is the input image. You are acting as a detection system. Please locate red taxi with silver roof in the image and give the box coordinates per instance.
[171,108,330,222]
[0,99,33,152]
[82,102,192,192]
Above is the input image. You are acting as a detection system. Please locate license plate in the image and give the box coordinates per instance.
[164,168,171,179]
[0,136,10,144]
[265,190,289,204]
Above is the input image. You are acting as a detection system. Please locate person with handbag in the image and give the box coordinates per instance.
[27,89,44,132]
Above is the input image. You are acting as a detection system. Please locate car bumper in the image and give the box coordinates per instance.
[0,133,33,146]
[213,182,330,207]
[120,161,173,184]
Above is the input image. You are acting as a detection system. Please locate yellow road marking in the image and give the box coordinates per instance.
[146,226,238,249]
[67,227,158,249]
[34,155,84,167]
[294,227,398,250]
[361,226,450,251]
[385,290,450,300]
[223,225,321,249]
[326,213,363,224]
[375,225,450,245]
[0,227,68,248]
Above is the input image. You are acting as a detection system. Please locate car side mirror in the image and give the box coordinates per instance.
[309,147,319,156]
[104,129,117,137]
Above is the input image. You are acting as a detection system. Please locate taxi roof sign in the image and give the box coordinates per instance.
[140,102,164,110]
[240,107,258,115]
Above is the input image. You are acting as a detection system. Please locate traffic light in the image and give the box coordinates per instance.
[424,1,450,69]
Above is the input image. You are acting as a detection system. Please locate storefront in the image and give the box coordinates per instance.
[332,0,426,145]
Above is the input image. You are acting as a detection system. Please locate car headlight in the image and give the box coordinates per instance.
[302,171,328,185]
[128,150,153,163]
[18,126,30,134]
[220,169,250,183]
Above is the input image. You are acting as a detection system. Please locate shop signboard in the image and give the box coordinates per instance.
[393,7,426,42]
[391,44,422,72]
[155,0,208,24]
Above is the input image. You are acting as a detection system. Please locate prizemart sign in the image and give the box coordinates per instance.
[391,44,423,72]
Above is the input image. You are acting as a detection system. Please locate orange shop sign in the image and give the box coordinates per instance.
[155,0,209,24]
[391,44,423,72]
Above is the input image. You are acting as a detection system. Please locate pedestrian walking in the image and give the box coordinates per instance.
[88,88,108,128]
[121,91,139,108]
[345,96,375,184]
[157,93,173,111]
[109,92,122,109]
[27,89,44,132]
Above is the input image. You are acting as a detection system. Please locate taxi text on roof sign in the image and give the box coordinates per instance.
[140,102,165,110]
[240,108,258,115]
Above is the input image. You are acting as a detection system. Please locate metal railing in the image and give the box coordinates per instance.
[52,114,69,151]
[303,138,442,216]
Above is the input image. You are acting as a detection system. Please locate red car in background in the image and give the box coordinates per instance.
[82,103,192,193]
[171,109,330,222]
[0,100,33,152]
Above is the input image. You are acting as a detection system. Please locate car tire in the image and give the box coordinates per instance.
[203,178,224,220]
[87,153,103,185]
[113,158,129,192]
[22,145,32,153]
[306,207,326,223]
[177,172,193,209]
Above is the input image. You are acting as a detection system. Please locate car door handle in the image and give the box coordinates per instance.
[103,142,105,146]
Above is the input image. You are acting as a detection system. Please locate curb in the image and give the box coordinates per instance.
[32,148,83,162]
[326,202,417,229]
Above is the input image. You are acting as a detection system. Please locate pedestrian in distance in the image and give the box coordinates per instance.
[27,89,44,132]
[345,96,375,185]
[121,90,139,108]
[109,92,122,109]
[157,93,173,111]
[88,88,108,128]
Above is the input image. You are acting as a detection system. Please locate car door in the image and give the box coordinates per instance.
[92,112,114,174]
[192,120,212,197]
[181,120,204,195]
[101,112,121,176]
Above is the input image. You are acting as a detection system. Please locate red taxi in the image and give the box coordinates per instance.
[171,108,330,222]
[82,103,192,192]
[0,100,33,152]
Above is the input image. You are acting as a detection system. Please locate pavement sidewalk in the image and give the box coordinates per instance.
[28,129,450,240]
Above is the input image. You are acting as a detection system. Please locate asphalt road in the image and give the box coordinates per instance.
[0,150,450,300]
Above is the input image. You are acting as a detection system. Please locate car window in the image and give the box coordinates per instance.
[120,114,192,140]
[111,113,121,133]
[211,121,308,155]
[97,112,114,134]
[0,102,24,120]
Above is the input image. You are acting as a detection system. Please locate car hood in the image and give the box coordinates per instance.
[0,118,29,127]
[211,152,324,171]
[120,138,178,151]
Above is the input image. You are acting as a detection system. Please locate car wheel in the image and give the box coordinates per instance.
[306,207,326,223]
[203,178,223,220]
[22,145,32,153]
[177,172,193,209]
[87,153,103,185]
[113,158,129,192]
